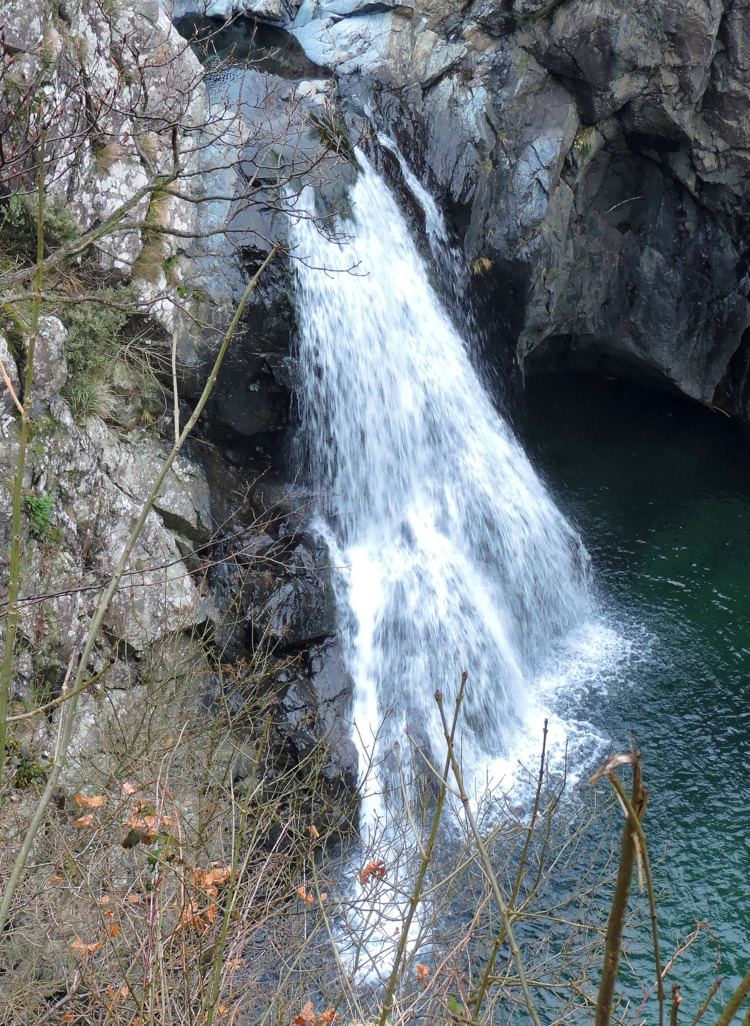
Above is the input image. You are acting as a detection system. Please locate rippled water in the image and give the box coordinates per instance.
[526,372,750,1012]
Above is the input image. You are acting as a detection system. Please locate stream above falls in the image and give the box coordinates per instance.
[524,371,750,1010]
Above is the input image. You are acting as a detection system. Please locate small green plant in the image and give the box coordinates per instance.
[64,376,117,421]
[4,734,47,788]
[28,413,57,441]
[0,193,79,263]
[60,286,169,422]
[23,493,54,541]
[61,288,169,423]
[61,289,134,379]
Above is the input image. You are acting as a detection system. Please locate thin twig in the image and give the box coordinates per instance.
[688,979,722,1026]
[436,683,543,1026]
[715,967,750,1026]
[593,745,648,1026]
[376,672,467,1026]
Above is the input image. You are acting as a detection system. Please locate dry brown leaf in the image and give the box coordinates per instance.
[416,963,431,983]
[73,813,96,828]
[121,781,138,796]
[295,885,315,905]
[359,859,387,886]
[192,865,231,898]
[319,1010,339,1024]
[206,865,231,887]
[61,1014,75,1023]
[294,1000,317,1026]
[309,824,320,839]
[70,938,104,955]
[125,893,141,904]
[107,924,122,938]
[74,793,107,809]
[49,874,64,884]
[97,895,111,906]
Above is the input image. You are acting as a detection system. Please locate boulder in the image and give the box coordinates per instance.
[208,525,337,657]
[277,638,358,790]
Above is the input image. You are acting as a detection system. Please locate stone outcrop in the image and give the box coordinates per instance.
[0,392,211,678]
[0,0,356,798]
[246,0,750,418]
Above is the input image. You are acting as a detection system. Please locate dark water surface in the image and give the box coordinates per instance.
[524,372,750,1014]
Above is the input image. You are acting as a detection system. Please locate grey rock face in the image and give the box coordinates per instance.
[0,407,210,672]
[209,526,336,658]
[278,639,357,790]
[282,0,750,416]
[28,317,69,417]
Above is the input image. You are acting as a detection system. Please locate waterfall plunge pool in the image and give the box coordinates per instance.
[524,370,750,1010]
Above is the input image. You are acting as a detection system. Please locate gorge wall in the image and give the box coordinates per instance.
[0,0,356,806]
[186,0,750,416]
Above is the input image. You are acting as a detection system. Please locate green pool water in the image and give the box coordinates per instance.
[524,371,750,1015]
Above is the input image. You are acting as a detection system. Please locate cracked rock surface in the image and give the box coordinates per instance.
[266,0,750,416]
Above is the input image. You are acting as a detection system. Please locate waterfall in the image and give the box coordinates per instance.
[289,150,593,813]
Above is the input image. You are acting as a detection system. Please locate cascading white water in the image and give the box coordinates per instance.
[290,150,593,813]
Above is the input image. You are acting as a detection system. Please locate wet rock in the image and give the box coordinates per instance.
[207,347,297,440]
[280,0,750,416]
[277,638,357,789]
[169,0,302,26]
[170,49,346,447]
[208,527,336,657]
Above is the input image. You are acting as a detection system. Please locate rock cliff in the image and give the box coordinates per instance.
[0,0,357,802]
[192,0,750,415]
